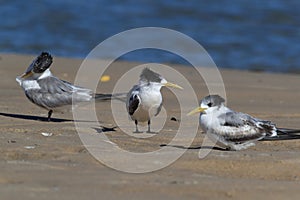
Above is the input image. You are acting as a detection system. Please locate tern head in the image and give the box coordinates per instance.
[187,95,225,115]
[18,52,53,80]
[139,68,183,89]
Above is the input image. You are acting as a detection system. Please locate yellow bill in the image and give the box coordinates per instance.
[21,71,33,79]
[164,82,183,90]
[187,107,207,116]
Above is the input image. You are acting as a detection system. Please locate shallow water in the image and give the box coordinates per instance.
[1,0,300,73]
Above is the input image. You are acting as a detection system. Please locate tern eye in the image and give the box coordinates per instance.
[207,102,212,107]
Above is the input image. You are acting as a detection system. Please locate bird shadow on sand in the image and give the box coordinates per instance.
[93,126,118,133]
[160,144,227,151]
[0,112,99,123]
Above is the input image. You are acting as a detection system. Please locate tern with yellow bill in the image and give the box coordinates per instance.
[16,52,124,121]
[126,68,182,133]
[188,95,300,150]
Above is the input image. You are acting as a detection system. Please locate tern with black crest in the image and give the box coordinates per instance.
[16,52,123,121]
[126,68,182,133]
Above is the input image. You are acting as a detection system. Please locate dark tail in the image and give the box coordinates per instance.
[262,128,300,141]
[277,128,300,135]
[94,93,127,102]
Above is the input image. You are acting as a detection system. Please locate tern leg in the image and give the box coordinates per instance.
[47,110,53,122]
[133,120,143,133]
[227,142,255,151]
[146,120,156,134]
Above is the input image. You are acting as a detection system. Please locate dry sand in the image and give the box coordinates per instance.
[1,54,300,199]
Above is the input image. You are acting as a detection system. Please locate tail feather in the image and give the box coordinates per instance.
[94,93,127,102]
[262,128,300,141]
[263,135,300,141]
[277,128,300,135]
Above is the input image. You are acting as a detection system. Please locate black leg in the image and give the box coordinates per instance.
[47,110,53,122]
[133,120,142,133]
[147,120,151,133]
[146,120,156,134]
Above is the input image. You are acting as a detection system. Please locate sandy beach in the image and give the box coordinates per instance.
[1,54,300,199]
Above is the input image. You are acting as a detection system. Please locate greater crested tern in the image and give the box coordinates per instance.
[188,95,300,150]
[16,52,122,121]
[126,68,182,133]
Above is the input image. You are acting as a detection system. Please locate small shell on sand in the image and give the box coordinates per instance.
[41,132,53,137]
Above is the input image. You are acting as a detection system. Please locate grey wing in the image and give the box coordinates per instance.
[25,88,71,109]
[60,80,93,102]
[41,77,92,97]
[38,77,73,94]
[222,112,276,137]
[126,85,140,116]
[217,112,266,143]
[26,77,92,109]
[220,112,255,127]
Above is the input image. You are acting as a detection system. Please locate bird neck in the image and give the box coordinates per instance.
[38,69,53,80]
[20,79,41,90]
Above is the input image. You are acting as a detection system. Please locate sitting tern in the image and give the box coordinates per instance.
[16,52,123,121]
[126,68,182,133]
[188,95,300,150]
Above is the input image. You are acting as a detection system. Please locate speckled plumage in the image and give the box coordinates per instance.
[198,95,279,150]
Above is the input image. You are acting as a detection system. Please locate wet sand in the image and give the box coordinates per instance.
[1,54,300,199]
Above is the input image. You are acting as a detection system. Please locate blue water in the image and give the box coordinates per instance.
[1,0,300,73]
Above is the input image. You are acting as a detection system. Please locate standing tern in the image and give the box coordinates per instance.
[126,68,182,133]
[188,95,300,150]
[16,52,124,121]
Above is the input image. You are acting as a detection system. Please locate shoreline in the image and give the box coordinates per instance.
[1,52,300,76]
[1,53,300,199]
